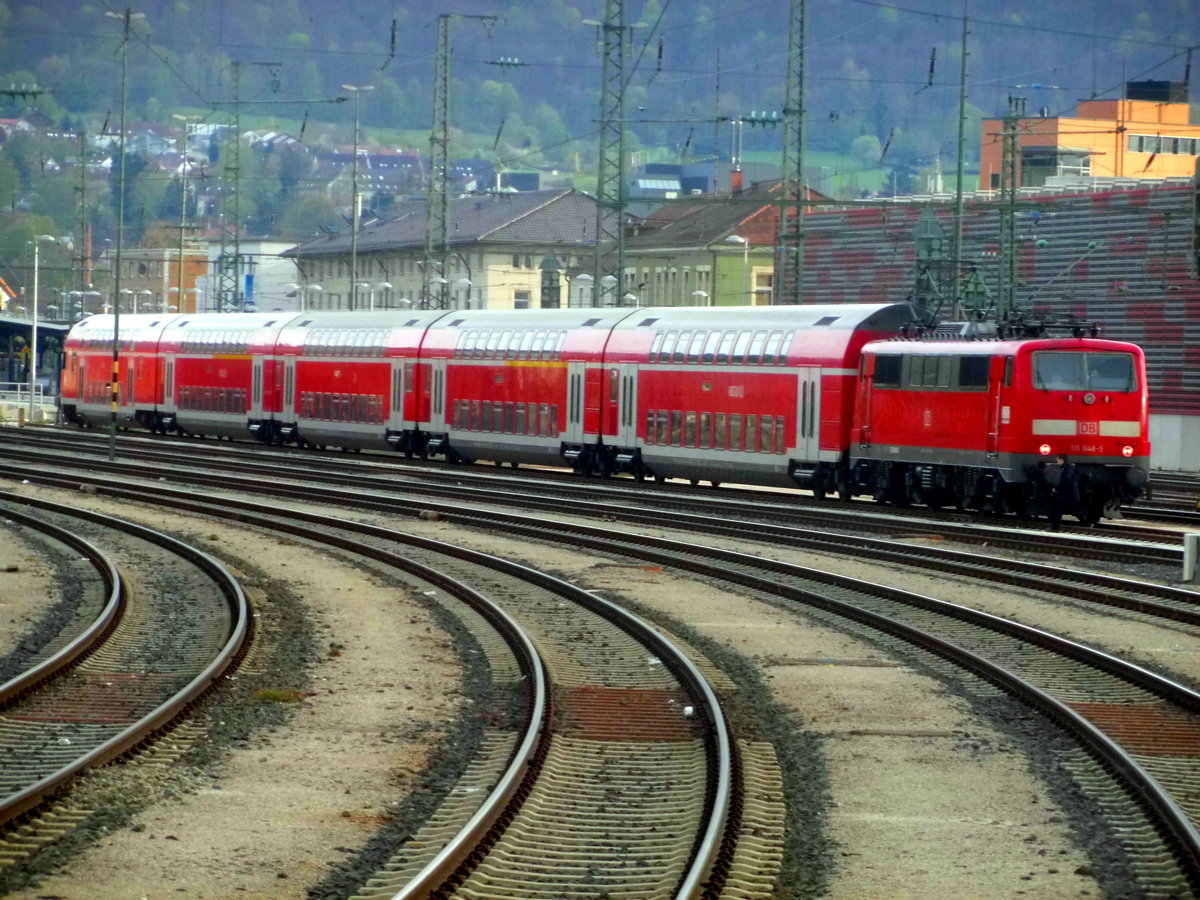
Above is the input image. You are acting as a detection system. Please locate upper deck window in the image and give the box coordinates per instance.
[1033,351,1137,392]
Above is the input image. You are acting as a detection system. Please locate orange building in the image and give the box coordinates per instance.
[980,81,1200,190]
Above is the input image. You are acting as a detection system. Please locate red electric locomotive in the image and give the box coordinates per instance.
[850,334,1150,522]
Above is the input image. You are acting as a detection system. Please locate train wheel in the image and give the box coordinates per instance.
[709,481,721,489]
[654,474,667,485]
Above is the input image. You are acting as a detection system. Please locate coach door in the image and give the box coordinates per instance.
[250,358,264,420]
[283,358,296,420]
[428,358,448,431]
[387,359,406,430]
[162,356,176,413]
[795,367,821,460]
[565,361,587,443]
[614,363,639,446]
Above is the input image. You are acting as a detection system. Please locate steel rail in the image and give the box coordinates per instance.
[0,453,1192,632]
[0,469,732,896]
[0,498,124,707]
[0,494,249,829]
[1,429,1184,564]
[8,454,1196,889]
[0,440,1182,575]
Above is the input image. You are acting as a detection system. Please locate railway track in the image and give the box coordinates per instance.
[0,427,1186,568]
[6,457,1200,895]
[0,492,249,864]
[0,475,742,895]
[2,435,1198,638]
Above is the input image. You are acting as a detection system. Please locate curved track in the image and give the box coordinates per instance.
[4,430,1200,894]
[0,493,249,850]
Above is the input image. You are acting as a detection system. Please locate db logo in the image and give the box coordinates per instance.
[1078,421,1099,435]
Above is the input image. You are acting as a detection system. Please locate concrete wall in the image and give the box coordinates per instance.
[1150,414,1200,473]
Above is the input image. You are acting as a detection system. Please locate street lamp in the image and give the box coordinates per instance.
[726,234,749,303]
[137,288,153,311]
[573,272,593,308]
[453,277,472,309]
[341,83,374,311]
[374,281,393,310]
[600,274,618,307]
[692,289,709,306]
[27,234,58,420]
[105,6,146,460]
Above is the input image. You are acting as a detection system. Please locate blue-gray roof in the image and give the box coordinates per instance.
[285,189,600,258]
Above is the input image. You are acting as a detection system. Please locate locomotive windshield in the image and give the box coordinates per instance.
[1032,351,1137,392]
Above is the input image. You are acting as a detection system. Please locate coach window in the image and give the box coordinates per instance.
[745,415,758,452]
[455,331,468,358]
[525,402,538,435]
[958,356,989,390]
[684,411,697,446]
[873,355,903,387]
[531,330,547,358]
[670,331,690,364]
[713,413,727,450]
[505,332,520,359]
[548,404,559,436]
[716,331,736,364]
[777,331,794,365]
[552,332,566,359]
[759,415,774,452]
[1004,357,1014,387]
[515,403,526,434]
[728,332,749,365]
[484,331,499,358]
[497,331,512,359]
[656,410,669,444]
[699,412,712,448]
[518,331,534,359]
[729,414,743,450]
[650,332,666,362]
[658,331,678,363]
[700,332,721,364]
[469,400,481,430]
[665,410,680,445]
[762,332,783,365]
[504,402,516,433]
[687,332,705,364]
[774,416,787,453]
[644,410,656,444]
[747,331,767,365]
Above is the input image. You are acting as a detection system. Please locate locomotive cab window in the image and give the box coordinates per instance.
[1033,351,1136,392]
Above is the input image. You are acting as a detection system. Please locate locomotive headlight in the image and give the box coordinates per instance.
[1122,445,1133,457]
[1039,443,1052,455]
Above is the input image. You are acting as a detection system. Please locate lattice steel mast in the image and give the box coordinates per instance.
[775,0,806,305]
[998,95,1026,318]
[423,14,496,310]
[591,0,628,307]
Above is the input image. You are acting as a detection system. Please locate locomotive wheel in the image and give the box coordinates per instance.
[654,473,667,485]
[709,481,721,489]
